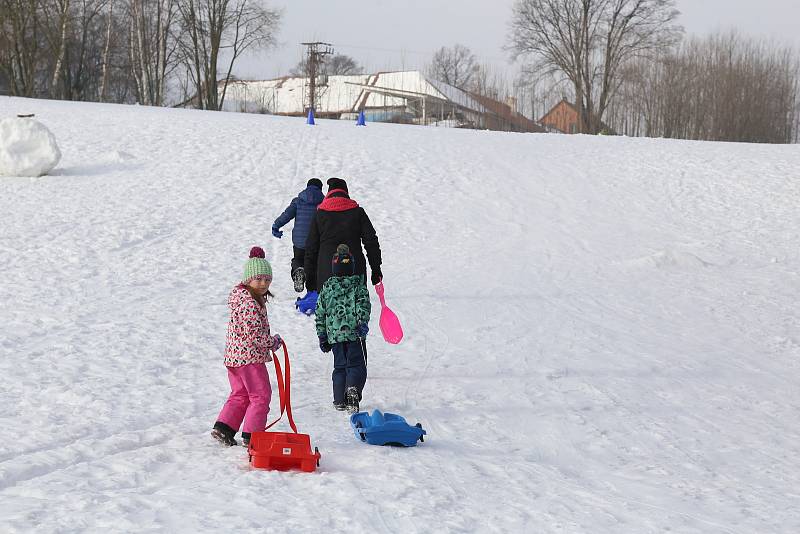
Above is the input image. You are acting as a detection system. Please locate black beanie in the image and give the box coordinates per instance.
[331,244,355,276]
[307,178,323,189]
[327,177,348,193]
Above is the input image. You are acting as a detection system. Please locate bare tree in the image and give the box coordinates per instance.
[288,57,307,77]
[514,68,568,120]
[177,0,281,110]
[509,0,682,133]
[1,0,153,103]
[46,0,70,98]
[49,0,112,100]
[97,0,114,101]
[99,2,139,103]
[290,53,361,77]
[126,0,178,106]
[324,53,361,75]
[0,0,42,96]
[604,30,800,143]
[427,44,479,90]
[471,62,510,99]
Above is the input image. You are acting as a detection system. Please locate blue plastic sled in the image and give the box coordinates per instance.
[295,291,318,315]
[350,409,426,447]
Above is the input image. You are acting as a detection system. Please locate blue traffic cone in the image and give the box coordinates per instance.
[356,110,366,126]
[307,108,315,125]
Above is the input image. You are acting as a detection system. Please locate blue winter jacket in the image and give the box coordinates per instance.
[273,185,325,249]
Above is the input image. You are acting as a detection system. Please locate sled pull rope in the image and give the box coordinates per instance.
[264,342,298,433]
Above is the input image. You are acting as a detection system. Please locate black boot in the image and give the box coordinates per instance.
[346,386,360,414]
[292,267,305,293]
[211,421,238,446]
[241,432,251,447]
[332,400,347,411]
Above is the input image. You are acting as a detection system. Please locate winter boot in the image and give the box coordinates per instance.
[345,386,360,414]
[241,432,251,447]
[332,400,347,411]
[211,421,238,447]
[292,267,305,293]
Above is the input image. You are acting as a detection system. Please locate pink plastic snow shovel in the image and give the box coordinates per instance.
[375,281,404,344]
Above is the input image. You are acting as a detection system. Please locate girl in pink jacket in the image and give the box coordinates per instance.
[212,246,283,447]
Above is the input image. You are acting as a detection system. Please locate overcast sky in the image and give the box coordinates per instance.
[235,0,800,79]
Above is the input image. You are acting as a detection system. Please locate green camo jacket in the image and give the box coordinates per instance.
[315,275,371,344]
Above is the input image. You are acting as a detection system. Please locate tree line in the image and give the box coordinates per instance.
[427,18,799,144]
[606,32,800,143]
[0,0,281,109]
[508,0,800,143]
[3,0,797,143]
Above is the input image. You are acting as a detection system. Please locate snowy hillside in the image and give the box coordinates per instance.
[1,96,799,533]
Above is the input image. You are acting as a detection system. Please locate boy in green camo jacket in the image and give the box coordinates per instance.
[316,244,371,413]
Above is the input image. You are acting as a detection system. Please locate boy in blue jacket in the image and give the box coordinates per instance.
[272,178,325,292]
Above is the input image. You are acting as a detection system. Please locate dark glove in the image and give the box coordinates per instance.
[319,334,331,353]
[356,323,369,338]
[370,267,382,285]
[272,226,283,239]
[271,334,283,351]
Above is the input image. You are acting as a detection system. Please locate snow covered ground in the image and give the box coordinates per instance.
[1,96,799,533]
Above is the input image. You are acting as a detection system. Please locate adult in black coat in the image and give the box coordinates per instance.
[304,177,382,292]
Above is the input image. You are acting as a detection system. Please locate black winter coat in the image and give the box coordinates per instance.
[304,197,381,292]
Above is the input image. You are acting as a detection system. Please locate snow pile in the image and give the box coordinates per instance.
[0,116,61,177]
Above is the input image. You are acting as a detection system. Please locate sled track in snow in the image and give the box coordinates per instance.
[0,422,181,489]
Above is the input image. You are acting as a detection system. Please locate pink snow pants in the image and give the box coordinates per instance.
[217,363,272,433]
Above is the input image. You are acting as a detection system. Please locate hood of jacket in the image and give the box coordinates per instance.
[323,274,364,292]
[318,190,359,212]
[298,185,324,205]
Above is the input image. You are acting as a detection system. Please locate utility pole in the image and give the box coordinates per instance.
[300,42,334,113]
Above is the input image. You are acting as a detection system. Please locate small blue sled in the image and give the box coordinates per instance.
[295,291,318,316]
[350,409,426,447]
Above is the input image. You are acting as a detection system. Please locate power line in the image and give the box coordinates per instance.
[335,43,512,64]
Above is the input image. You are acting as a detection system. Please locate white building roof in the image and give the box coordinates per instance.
[221,71,486,116]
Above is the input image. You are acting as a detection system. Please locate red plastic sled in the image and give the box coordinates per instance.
[248,343,321,472]
[248,432,319,472]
